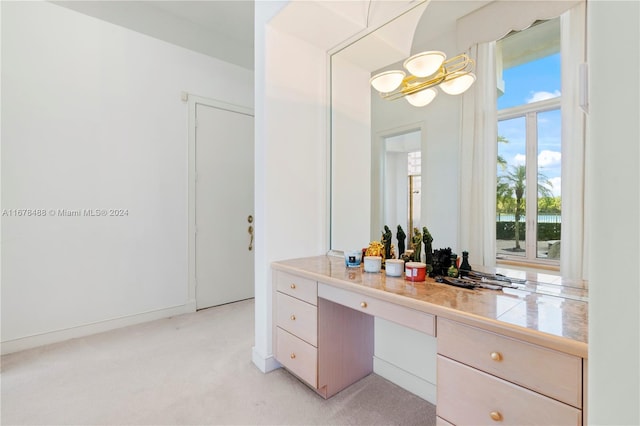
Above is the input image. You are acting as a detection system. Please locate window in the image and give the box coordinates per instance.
[495,18,562,265]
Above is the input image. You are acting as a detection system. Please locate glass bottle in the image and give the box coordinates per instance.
[459,251,472,276]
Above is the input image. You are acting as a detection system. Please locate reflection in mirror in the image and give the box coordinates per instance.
[330,2,428,253]
[330,1,492,254]
[383,130,421,237]
[329,0,587,287]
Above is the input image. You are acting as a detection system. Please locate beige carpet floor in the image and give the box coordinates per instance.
[1,299,436,425]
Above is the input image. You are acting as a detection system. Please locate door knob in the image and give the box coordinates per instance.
[248,225,254,251]
[489,411,503,421]
[247,215,253,223]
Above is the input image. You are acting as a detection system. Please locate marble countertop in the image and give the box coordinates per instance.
[272,255,588,358]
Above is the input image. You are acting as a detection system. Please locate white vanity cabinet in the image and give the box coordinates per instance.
[272,256,588,425]
[273,270,374,398]
[274,271,319,387]
[436,318,584,425]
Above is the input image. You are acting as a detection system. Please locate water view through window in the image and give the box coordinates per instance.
[496,18,562,263]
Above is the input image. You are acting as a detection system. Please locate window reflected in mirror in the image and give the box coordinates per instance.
[495,17,561,265]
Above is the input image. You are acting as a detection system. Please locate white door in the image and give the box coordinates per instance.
[195,102,254,309]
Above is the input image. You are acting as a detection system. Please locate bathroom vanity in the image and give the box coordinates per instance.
[272,255,588,425]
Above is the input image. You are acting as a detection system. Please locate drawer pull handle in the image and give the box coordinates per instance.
[290,315,296,321]
[360,302,368,308]
[489,411,503,421]
[290,283,296,289]
[490,352,503,362]
[290,353,296,359]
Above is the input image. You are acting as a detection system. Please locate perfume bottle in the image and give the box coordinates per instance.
[459,251,472,276]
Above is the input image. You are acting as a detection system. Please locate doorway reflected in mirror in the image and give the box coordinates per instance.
[383,130,421,245]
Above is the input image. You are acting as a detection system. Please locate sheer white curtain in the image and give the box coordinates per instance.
[560,2,587,279]
[458,42,497,267]
[457,0,586,274]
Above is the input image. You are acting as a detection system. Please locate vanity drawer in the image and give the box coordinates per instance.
[318,283,435,336]
[276,327,317,388]
[276,292,318,346]
[437,355,581,426]
[276,271,317,305]
[437,318,582,408]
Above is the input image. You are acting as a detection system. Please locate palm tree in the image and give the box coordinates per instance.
[498,165,553,250]
[497,136,509,170]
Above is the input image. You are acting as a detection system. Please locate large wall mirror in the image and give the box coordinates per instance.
[330,0,587,281]
[330,1,489,253]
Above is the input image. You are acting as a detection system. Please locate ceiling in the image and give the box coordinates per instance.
[150,1,254,46]
[52,1,255,69]
[336,0,491,73]
[52,0,492,72]
[411,0,492,51]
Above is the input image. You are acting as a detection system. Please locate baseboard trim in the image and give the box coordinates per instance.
[1,302,197,355]
[373,356,437,405]
[252,347,281,373]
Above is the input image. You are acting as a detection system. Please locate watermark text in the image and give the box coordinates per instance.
[2,209,129,217]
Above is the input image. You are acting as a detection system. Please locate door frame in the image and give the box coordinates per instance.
[372,121,427,241]
[187,94,254,309]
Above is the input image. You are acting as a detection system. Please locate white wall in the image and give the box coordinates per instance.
[373,318,437,402]
[587,1,639,423]
[252,1,330,372]
[331,54,372,252]
[1,1,253,353]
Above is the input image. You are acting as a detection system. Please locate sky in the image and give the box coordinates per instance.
[497,53,562,197]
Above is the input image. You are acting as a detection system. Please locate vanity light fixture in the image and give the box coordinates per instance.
[369,51,476,107]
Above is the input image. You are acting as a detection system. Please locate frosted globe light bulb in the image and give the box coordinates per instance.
[440,72,476,95]
[403,51,446,78]
[369,70,405,93]
[405,87,438,107]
